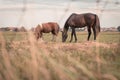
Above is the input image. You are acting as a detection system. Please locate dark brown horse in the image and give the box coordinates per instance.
[62,13,100,42]
[34,22,60,41]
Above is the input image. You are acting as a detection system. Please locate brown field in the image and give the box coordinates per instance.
[0,31,120,80]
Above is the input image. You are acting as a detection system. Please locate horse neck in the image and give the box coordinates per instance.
[63,14,72,34]
[63,24,69,34]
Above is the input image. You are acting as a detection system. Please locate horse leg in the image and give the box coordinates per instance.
[36,34,39,40]
[92,27,96,41]
[87,28,92,41]
[51,31,56,42]
[52,35,56,42]
[39,33,43,42]
[73,29,77,42]
[69,28,74,42]
[54,31,59,42]
[35,33,40,41]
[54,33,59,42]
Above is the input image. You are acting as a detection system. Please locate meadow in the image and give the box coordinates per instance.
[0,31,120,80]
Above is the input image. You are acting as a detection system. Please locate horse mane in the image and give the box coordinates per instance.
[37,24,43,29]
[64,13,76,30]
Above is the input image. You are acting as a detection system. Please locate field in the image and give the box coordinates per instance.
[0,31,120,80]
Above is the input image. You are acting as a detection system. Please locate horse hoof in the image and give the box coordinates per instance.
[69,40,72,42]
[73,40,77,43]
[74,40,77,43]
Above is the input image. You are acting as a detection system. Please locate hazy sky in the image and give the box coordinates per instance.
[0,0,120,28]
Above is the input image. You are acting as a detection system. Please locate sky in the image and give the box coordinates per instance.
[0,0,120,29]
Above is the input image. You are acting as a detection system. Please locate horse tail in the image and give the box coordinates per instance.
[57,23,60,33]
[94,14,101,36]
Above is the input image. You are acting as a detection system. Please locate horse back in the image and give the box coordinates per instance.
[42,22,59,33]
[67,13,96,28]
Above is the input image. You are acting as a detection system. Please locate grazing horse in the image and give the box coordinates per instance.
[34,22,60,41]
[62,13,100,42]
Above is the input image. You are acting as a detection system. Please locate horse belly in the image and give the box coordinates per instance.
[70,15,86,28]
[42,27,51,33]
[43,30,50,33]
[73,19,86,28]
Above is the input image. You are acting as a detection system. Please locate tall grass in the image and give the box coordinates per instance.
[0,31,120,80]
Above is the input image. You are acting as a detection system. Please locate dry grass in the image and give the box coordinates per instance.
[0,31,120,80]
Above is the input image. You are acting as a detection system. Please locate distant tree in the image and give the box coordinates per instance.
[117,26,120,32]
[0,27,9,31]
[13,27,18,32]
[30,27,35,32]
[19,26,27,32]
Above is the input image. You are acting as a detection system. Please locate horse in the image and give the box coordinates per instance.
[62,13,100,42]
[34,22,60,41]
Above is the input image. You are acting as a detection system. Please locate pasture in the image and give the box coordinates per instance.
[0,31,120,80]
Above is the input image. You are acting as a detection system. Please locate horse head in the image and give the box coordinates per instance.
[34,24,42,40]
[62,30,68,42]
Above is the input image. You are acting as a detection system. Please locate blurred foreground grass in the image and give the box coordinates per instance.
[0,31,120,80]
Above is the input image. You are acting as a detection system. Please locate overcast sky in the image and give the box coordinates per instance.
[0,0,120,28]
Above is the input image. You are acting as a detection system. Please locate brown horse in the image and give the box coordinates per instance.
[62,13,100,42]
[34,22,60,41]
